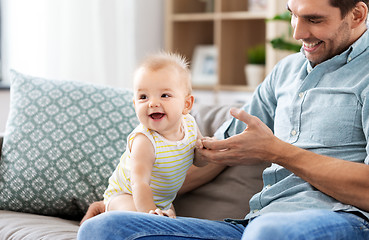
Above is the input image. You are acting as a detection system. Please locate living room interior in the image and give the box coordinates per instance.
[0,0,292,133]
[2,1,369,239]
[0,0,298,237]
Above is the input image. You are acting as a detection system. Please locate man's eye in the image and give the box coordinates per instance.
[309,19,321,24]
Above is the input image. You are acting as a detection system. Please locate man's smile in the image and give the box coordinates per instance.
[303,40,323,52]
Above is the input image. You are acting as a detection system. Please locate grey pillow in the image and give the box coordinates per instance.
[0,70,139,220]
[174,103,268,220]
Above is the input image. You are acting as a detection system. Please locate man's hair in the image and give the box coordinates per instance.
[137,52,192,95]
[330,0,369,18]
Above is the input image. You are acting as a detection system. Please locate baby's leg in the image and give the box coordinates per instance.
[107,193,136,212]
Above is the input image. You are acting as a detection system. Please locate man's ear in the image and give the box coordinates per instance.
[182,95,194,115]
[351,2,368,29]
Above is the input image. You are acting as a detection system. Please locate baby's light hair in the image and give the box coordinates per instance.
[136,51,192,95]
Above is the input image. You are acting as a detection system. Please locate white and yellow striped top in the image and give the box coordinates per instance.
[103,114,198,210]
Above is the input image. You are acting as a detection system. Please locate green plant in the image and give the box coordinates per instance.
[269,11,301,52]
[270,37,301,52]
[247,44,266,65]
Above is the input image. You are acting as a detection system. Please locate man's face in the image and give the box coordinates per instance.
[288,0,355,66]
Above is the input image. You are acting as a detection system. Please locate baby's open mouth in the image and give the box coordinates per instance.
[149,113,165,119]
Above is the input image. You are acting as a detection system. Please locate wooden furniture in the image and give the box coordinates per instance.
[165,0,288,92]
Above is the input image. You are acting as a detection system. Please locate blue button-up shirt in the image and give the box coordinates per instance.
[215,30,369,220]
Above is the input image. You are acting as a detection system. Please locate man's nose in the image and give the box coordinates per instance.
[292,18,309,41]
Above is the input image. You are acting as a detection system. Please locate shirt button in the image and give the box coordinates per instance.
[298,92,305,98]
[291,130,297,136]
[348,57,352,62]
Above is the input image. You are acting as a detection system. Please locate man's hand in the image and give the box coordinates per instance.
[199,110,369,213]
[197,108,277,166]
[80,201,105,225]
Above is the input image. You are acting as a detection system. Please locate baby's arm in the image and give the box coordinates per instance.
[130,133,157,213]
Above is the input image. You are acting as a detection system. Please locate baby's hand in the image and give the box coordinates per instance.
[195,139,204,149]
[149,208,176,219]
[162,208,176,218]
[196,137,216,149]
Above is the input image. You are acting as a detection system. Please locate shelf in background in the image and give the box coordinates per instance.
[192,85,216,91]
[171,13,214,21]
[219,11,267,20]
[172,11,267,22]
[166,0,288,101]
[217,84,256,92]
[193,84,257,92]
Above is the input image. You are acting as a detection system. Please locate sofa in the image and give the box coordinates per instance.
[0,71,268,239]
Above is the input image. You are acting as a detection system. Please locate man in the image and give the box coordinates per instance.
[78,0,369,239]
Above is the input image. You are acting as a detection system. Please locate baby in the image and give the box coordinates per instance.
[103,52,206,218]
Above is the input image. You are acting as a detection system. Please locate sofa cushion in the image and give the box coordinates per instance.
[174,163,268,220]
[174,103,268,220]
[0,70,139,220]
[0,210,79,239]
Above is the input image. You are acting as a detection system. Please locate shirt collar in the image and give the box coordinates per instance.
[347,29,369,63]
[307,62,313,73]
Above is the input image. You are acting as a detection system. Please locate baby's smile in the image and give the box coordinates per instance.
[149,112,165,120]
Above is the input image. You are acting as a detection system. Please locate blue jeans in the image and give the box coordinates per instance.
[77,210,369,240]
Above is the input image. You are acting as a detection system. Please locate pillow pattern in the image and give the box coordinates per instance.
[0,70,139,219]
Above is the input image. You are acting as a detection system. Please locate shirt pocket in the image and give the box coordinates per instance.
[310,104,358,146]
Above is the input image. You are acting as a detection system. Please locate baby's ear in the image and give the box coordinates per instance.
[182,95,194,115]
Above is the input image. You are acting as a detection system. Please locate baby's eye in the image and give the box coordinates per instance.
[161,93,170,98]
[139,94,147,100]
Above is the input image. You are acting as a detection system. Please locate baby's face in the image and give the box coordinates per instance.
[133,67,192,138]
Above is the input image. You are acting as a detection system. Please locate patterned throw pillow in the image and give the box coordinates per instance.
[0,70,139,220]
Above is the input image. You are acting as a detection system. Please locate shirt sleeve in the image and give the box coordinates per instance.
[362,91,369,165]
[214,65,279,140]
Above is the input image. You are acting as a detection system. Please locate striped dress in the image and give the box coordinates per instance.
[103,114,198,210]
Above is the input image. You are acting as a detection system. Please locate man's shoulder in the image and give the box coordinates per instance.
[271,52,307,78]
[278,52,306,66]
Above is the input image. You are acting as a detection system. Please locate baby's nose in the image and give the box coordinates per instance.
[149,100,160,108]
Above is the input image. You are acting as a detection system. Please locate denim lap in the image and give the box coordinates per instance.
[242,210,369,240]
[78,211,244,240]
[78,210,369,239]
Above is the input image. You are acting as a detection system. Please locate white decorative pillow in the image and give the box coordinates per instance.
[0,70,139,220]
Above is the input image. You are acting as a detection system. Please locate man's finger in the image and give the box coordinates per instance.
[198,147,230,162]
[201,138,229,150]
[230,108,255,127]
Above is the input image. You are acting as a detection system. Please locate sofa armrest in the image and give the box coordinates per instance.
[0,133,3,159]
